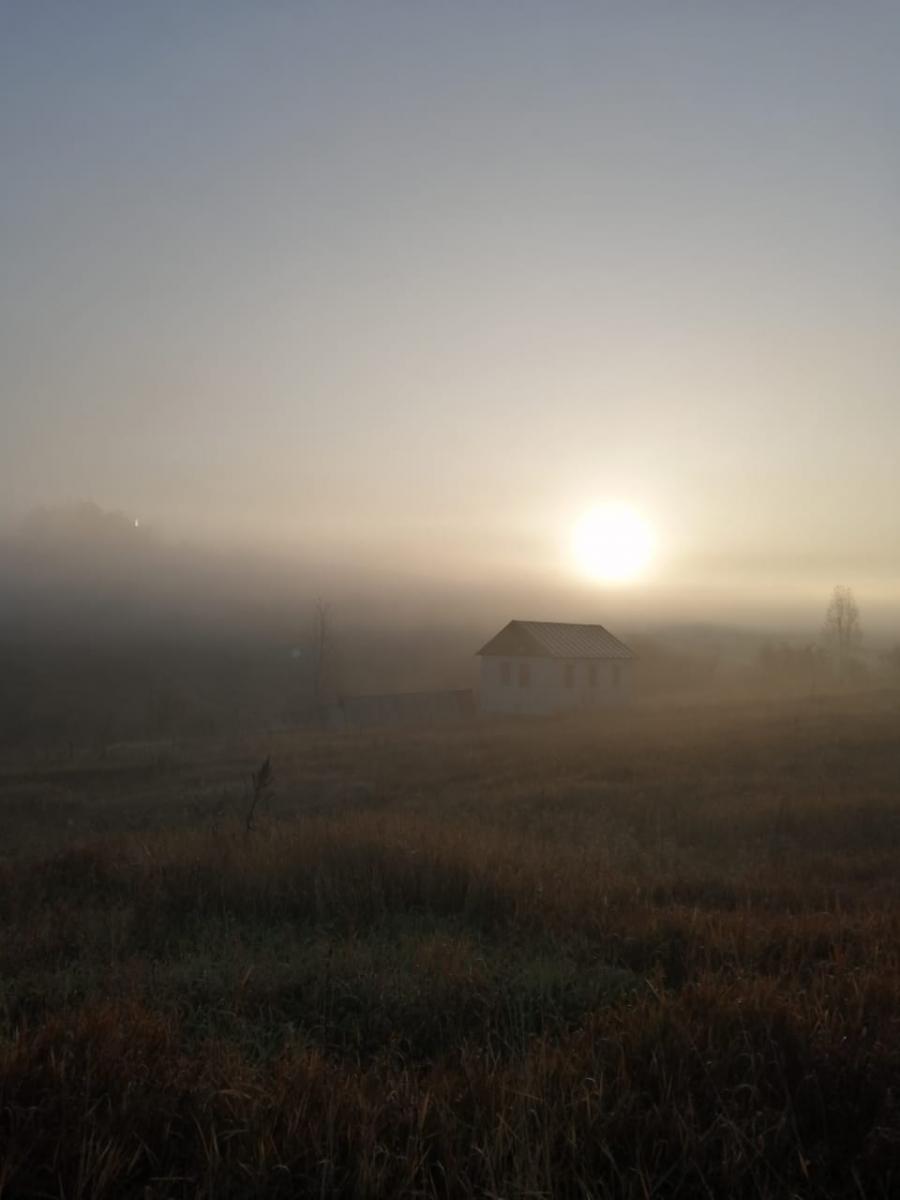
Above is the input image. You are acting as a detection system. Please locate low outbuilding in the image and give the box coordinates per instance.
[476,620,634,715]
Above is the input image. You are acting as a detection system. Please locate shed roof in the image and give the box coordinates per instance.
[476,620,634,660]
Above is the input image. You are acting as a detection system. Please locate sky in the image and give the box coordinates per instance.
[2,1,899,626]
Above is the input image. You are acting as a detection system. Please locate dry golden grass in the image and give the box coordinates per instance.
[1,691,900,1197]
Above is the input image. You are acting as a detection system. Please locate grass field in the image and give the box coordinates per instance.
[1,691,900,1198]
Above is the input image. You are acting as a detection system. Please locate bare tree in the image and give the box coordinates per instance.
[824,585,861,681]
[312,598,332,705]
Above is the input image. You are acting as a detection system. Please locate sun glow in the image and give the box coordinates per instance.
[572,504,655,583]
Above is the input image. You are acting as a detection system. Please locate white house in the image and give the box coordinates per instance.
[476,620,635,715]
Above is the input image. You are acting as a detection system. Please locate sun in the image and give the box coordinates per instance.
[572,504,655,583]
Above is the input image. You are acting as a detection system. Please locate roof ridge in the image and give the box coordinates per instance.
[515,619,610,627]
[479,619,633,659]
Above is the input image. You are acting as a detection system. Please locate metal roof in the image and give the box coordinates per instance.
[477,620,634,660]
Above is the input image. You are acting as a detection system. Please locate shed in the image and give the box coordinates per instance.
[476,620,634,715]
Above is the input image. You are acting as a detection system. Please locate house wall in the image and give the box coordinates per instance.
[479,655,632,715]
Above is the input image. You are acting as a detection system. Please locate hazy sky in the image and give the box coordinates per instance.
[3,2,899,618]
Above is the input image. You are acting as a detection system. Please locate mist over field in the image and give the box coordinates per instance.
[0,497,898,750]
[0,498,893,751]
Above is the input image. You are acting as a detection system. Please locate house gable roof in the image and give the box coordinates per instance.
[476,620,634,660]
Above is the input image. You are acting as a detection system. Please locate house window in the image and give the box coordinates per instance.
[518,662,530,688]
[500,661,512,686]
[564,662,575,688]
[612,664,621,688]
[588,664,597,687]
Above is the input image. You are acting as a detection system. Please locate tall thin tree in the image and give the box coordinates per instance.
[312,598,332,705]
[824,585,861,681]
